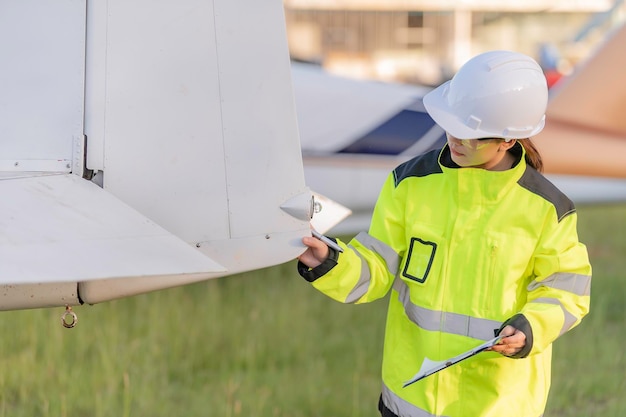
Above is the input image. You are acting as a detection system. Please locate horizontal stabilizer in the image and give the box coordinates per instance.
[0,174,225,285]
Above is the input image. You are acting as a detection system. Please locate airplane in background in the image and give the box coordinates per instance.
[0,0,350,314]
[294,23,626,234]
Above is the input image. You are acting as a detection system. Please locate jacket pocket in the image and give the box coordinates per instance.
[402,237,437,283]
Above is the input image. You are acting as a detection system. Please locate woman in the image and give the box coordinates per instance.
[297,51,591,417]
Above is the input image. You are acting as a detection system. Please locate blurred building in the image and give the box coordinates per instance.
[284,0,625,85]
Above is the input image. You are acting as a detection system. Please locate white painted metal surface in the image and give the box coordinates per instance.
[0,283,80,312]
[0,175,224,277]
[85,0,307,244]
[2,174,226,283]
[0,0,348,310]
[213,0,306,240]
[0,0,85,171]
[78,0,313,304]
[86,0,229,242]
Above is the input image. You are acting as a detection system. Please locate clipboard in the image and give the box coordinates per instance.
[403,336,503,388]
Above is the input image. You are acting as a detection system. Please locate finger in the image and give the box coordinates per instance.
[490,344,507,353]
[304,235,331,255]
[502,330,526,347]
[298,249,322,268]
[492,344,513,356]
[504,345,521,357]
[302,236,326,249]
[300,236,329,265]
[498,325,516,338]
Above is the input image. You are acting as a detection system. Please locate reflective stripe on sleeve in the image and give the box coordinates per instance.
[354,231,401,276]
[527,272,591,296]
[344,249,371,304]
[343,232,401,304]
[393,279,501,341]
[530,297,579,336]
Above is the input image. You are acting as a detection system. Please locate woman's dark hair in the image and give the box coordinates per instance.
[518,138,543,172]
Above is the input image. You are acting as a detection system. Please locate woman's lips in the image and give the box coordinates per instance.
[450,147,465,157]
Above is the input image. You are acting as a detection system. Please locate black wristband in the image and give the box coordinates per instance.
[297,245,340,282]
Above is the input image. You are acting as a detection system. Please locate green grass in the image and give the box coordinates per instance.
[545,203,626,417]
[0,203,624,416]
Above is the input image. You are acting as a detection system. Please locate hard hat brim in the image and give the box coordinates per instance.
[423,81,545,140]
[423,81,493,140]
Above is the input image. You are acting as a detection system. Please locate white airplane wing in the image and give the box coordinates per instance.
[293,62,433,153]
[0,174,226,310]
[0,174,225,285]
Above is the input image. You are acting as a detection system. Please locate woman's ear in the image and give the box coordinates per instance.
[499,139,517,152]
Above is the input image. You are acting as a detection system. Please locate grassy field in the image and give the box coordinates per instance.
[0,203,624,417]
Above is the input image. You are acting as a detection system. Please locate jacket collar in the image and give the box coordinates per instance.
[438,142,527,202]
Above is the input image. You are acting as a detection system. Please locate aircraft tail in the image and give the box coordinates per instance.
[0,0,342,310]
[537,23,626,178]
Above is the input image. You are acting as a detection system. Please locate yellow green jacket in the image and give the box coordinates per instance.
[299,144,591,417]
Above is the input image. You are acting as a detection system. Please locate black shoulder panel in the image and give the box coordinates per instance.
[393,148,443,187]
[518,167,576,222]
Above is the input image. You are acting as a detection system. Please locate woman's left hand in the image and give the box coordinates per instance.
[490,325,527,357]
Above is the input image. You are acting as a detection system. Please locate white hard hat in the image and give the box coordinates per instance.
[423,50,548,140]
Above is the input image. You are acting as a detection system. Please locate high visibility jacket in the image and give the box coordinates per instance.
[299,144,591,417]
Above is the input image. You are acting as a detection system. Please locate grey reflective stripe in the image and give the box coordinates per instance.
[383,383,544,417]
[531,297,578,336]
[354,231,401,275]
[527,272,591,296]
[393,279,501,341]
[343,232,401,304]
[344,249,370,304]
[381,383,447,417]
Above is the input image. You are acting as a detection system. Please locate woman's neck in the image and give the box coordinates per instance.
[484,150,516,171]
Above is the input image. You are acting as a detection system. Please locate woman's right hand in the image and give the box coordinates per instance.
[298,236,330,269]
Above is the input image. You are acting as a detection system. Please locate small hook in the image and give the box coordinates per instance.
[61,305,78,329]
